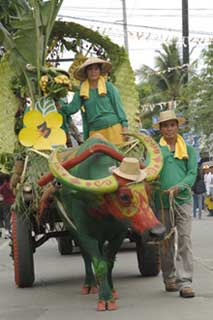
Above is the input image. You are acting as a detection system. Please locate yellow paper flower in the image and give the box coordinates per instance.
[18,110,66,150]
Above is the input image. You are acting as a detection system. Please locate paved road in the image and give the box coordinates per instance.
[0,213,213,320]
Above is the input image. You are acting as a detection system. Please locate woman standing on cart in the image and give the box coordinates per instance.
[56,57,128,144]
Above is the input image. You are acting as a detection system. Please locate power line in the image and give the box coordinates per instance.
[58,15,213,36]
[61,6,213,11]
[60,10,213,18]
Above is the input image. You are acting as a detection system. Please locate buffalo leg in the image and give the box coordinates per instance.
[76,233,114,310]
[105,233,126,300]
[69,202,115,310]
[81,250,98,294]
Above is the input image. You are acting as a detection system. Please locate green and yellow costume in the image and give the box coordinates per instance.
[154,142,197,209]
[59,80,128,144]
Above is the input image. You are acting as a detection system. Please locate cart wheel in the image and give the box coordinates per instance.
[12,211,35,287]
[57,236,74,255]
[136,235,160,277]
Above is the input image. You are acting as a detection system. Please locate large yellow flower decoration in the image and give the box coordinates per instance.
[18,110,66,150]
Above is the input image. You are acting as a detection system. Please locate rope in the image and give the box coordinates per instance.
[163,192,176,240]
[20,155,29,185]
[28,148,50,159]
[159,184,192,245]
[123,140,139,155]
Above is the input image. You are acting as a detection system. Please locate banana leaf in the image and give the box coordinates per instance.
[0,0,63,103]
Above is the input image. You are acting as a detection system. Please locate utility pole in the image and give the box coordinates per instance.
[182,0,189,83]
[121,0,129,53]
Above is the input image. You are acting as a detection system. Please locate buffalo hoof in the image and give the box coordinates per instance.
[82,286,90,295]
[112,289,119,299]
[97,300,106,311]
[96,300,118,311]
[90,286,98,294]
[107,300,118,311]
[82,285,98,295]
[149,223,166,240]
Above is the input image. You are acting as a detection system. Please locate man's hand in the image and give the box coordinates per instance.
[165,185,179,196]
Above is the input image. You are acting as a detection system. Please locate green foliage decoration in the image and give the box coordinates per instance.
[0,57,19,155]
[34,96,57,115]
[13,150,50,218]
[0,9,140,217]
[50,21,139,130]
[0,0,64,104]
[0,152,14,173]
[51,21,126,82]
[113,54,140,131]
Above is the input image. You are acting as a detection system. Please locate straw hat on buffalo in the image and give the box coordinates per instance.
[113,157,146,182]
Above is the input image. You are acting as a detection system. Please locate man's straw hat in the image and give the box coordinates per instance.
[152,110,185,129]
[203,164,209,170]
[74,57,112,81]
[113,157,146,182]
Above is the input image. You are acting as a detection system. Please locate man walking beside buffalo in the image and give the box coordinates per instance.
[152,110,197,298]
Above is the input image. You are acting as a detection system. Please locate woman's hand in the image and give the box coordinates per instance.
[122,126,129,141]
[54,100,61,110]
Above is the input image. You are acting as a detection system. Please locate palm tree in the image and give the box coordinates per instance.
[136,39,188,109]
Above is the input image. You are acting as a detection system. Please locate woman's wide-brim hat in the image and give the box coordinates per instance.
[113,157,146,182]
[152,110,185,129]
[74,57,112,81]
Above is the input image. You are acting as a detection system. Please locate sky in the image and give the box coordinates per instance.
[58,0,213,71]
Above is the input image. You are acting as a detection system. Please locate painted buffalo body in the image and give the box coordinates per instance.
[47,133,165,311]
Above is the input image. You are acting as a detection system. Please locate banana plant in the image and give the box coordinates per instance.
[0,0,63,106]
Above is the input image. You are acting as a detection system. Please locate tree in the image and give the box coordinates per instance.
[136,39,188,108]
[187,43,213,137]
[136,38,201,135]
